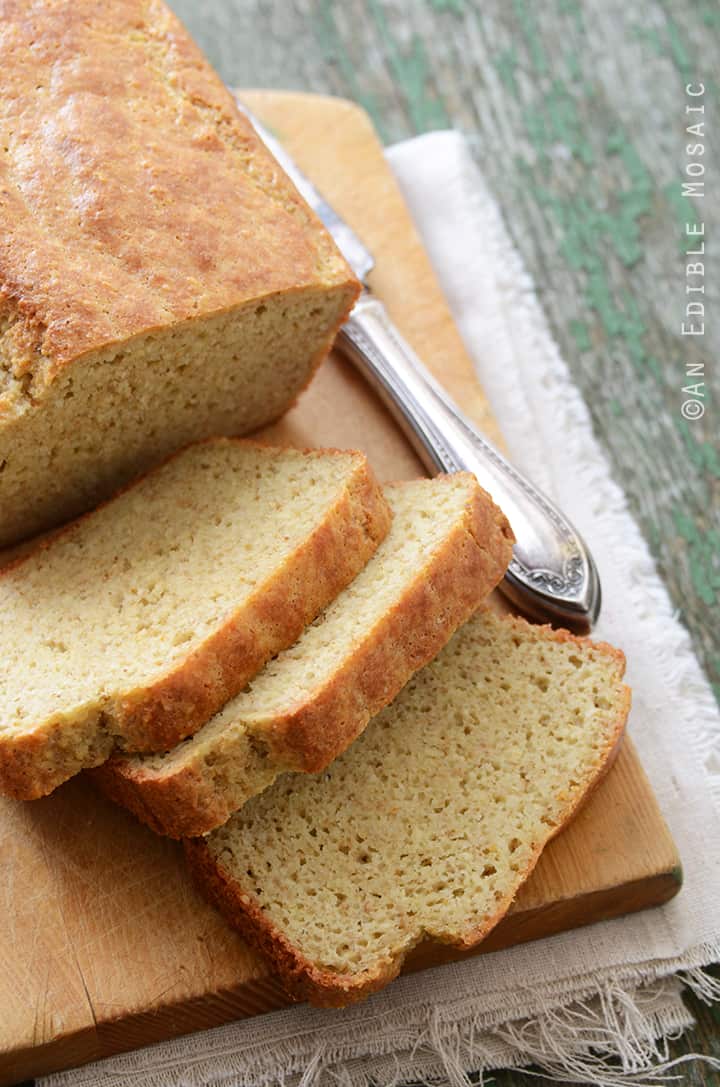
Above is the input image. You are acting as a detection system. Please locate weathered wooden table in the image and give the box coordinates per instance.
[159,3,717,1086]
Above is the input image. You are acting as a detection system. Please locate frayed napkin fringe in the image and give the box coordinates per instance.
[75,967,720,1087]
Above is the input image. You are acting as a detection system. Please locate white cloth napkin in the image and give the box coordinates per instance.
[42,132,720,1087]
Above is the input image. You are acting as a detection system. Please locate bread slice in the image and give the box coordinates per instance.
[186,609,630,1007]
[0,439,390,800]
[0,0,358,547]
[94,475,514,837]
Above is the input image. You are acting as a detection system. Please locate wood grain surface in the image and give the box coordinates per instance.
[165,6,720,1082]
[0,92,680,1087]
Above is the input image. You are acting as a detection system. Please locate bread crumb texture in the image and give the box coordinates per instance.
[97,474,513,836]
[0,0,357,545]
[0,439,389,798]
[192,608,630,1005]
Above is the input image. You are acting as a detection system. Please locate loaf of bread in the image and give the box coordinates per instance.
[0,439,389,800]
[0,0,358,547]
[187,609,630,1007]
[94,474,514,837]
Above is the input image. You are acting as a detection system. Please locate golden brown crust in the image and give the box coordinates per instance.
[0,440,390,800]
[185,616,630,1007]
[0,0,356,387]
[185,836,402,1008]
[114,452,391,753]
[95,478,514,838]
[0,711,117,804]
[267,483,514,771]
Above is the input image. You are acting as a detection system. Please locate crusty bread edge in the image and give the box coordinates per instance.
[267,479,515,773]
[0,439,391,800]
[96,476,514,838]
[114,444,391,752]
[184,615,631,1007]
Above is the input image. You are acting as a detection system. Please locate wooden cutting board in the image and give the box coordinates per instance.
[0,92,681,1087]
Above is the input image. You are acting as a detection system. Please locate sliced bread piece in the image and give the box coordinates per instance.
[94,474,514,837]
[186,609,630,1007]
[0,439,390,800]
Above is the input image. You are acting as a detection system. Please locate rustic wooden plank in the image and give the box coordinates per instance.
[0,799,102,1086]
[0,91,680,1086]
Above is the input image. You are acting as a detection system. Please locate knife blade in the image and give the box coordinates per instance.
[238,101,601,631]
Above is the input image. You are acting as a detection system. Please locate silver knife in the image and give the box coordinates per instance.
[240,104,601,632]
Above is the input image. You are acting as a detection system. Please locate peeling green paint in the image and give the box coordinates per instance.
[647,522,662,553]
[586,271,623,338]
[664,182,703,255]
[366,0,449,132]
[677,421,720,479]
[630,10,693,78]
[629,24,665,57]
[517,99,660,390]
[316,1,389,141]
[523,82,593,169]
[663,12,693,80]
[605,130,653,267]
[513,0,548,75]
[428,0,465,12]
[712,659,720,705]
[569,318,591,353]
[672,506,720,607]
[495,47,519,95]
[557,0,584,30]
[565,49,582,83]
[646,355,663,382]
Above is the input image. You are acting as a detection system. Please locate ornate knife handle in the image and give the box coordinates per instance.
[338,291,601,631]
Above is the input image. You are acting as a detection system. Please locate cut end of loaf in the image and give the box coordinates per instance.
[0,285,358,547]
[188,609,630,1006]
